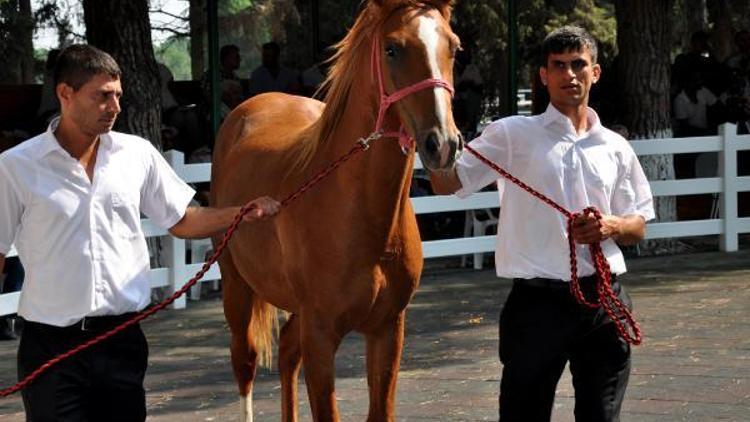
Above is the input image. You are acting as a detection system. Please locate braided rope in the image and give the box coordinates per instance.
[0,142,370,397]
[464,144,642,345]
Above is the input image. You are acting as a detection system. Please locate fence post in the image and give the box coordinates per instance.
[163,150,187,309]
[719,123,739,252]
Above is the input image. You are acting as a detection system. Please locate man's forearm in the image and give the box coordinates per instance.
[611,214,647,245]
[168,206,240,239]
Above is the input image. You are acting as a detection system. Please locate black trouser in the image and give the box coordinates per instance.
[18,314,148,422]
[499,276,632,422]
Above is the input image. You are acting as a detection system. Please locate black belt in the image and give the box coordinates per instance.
[23,312,139,332]
[513,274,617,290]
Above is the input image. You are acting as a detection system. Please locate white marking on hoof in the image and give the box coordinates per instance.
[240,395,253,422]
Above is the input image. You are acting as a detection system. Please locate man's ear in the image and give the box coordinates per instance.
[539,66,548,86]
[56,83,73,107]
[592,63,601,84]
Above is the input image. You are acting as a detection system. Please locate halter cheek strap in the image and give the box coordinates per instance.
[370,35,455,152]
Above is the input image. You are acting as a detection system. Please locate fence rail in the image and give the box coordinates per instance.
[1,123,748,315]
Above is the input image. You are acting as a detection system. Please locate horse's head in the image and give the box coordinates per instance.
[373,0,463,171]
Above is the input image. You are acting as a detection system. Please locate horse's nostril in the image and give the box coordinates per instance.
[457,132,465,150]
[425,133,439,154]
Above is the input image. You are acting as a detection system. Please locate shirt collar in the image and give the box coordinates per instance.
[36,116,116,159]
[541,103,602,137]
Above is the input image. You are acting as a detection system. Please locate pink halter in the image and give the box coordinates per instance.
[370,35,455,152]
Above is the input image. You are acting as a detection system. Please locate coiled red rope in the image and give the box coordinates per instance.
[0,141,371,397]
[464,144,642,345]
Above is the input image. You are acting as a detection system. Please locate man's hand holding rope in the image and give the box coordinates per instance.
[571,213,646,246]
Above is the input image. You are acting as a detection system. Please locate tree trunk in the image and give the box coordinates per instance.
[18,0,34,83]
[189,0,206,80]
[684,0,707,46]
[707,0,733,61]
[83,0,162,148]
[615,0,677,254]
[0,0,35,84]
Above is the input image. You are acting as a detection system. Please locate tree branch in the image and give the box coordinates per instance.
[150,9,189,21]
[151,26,189,38]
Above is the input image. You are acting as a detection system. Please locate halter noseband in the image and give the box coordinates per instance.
[370,35,455,152]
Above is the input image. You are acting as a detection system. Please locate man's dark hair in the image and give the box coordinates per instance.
[220,44,240,62]
[541,26,598,66]
[53,44,121,90]
[262,41,281,55]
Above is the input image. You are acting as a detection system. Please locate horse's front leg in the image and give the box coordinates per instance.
[300,312,344,421]
[364,311,406,422]
[279,313,302,422]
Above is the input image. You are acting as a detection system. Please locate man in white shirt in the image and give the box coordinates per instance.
[0,44,280,421]
[430,27,655,422]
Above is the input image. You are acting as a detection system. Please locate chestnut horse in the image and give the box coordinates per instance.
[211,1,461,420]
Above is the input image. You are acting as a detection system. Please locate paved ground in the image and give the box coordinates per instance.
[0,249,748,421]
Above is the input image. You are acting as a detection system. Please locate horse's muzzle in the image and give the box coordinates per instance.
[417,129,463,171]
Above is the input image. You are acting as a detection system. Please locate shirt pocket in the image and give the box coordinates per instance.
[111,192,141,239]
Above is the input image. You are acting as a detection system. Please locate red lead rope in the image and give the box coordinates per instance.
[464,144,642,345]
[0,142,370,398]
[1,34,457,397]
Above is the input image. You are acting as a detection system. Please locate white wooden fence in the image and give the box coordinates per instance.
[1,123,749,316]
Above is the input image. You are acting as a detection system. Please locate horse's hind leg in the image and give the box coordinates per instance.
[364,311,406,422]
[299,312,344,421]
[220,254,260,422]
[279,313,302,422]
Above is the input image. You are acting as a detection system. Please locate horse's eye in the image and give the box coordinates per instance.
[385,45,397,58]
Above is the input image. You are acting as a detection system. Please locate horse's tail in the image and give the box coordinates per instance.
[250,295,281,368]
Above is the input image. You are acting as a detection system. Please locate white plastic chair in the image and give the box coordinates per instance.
[461,208,498,269]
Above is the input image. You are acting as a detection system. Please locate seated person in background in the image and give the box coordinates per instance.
[201,44,244,102]
[248,42,300,97]
[673,70,721,179]
[220,79,244,121]
[302,44,333,99]
[673,70,719,138]
[159,62,204,156]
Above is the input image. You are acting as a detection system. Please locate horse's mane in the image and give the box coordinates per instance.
[289,0,453,174]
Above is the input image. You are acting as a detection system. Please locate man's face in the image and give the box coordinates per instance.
[58,73,122,137]
[224,49,241,71]
[262,47,279,67]
[539,48,600,108]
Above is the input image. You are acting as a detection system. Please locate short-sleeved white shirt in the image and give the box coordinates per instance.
[0,118,195,326]
[673,87,717,129]
[455,104,655,281]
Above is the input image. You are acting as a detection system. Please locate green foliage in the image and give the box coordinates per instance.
[155,36,192,80]
[219,0,253,16]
